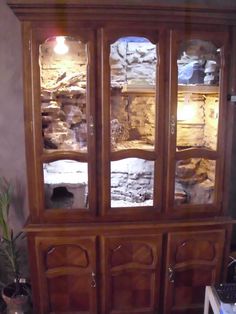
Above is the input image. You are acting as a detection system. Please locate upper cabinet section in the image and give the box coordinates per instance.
[40,36,88,152]
[20,19,230,222]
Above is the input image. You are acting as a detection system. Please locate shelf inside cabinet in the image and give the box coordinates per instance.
[120,84,219,95]
[121,84,155,95]
[178,85,219,94]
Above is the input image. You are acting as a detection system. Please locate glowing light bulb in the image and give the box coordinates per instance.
[54,36,69,55]
[177,95,195,121]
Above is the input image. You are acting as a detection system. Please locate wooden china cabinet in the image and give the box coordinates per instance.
[7,1,236,313]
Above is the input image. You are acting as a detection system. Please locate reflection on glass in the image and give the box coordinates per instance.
[174,158,215,205]
[178,39,220,86]
[110,37,157,151]
[43,160,88,209]
[39,36,88,151]
[111,158,154,207]
[177,39,220,151]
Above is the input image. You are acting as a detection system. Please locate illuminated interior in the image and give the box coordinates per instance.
[39,36,220,209]
[174,39,220,205]
[110,36,157,152]
[39,36,88,152]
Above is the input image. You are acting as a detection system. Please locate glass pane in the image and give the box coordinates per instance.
[110,37,157,151]
[43,160,88,209]
[175,158,215,205]
[39,36,88,151]
[177,39,220,151]
[111,158,154,207]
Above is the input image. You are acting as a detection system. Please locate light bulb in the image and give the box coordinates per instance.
[54,36,69,55]
[177,104,195,121]
[177,95,195,121]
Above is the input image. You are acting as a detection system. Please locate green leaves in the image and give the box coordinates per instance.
[0,177,13,240]
[0,233,22,282]
[0,177,22,285]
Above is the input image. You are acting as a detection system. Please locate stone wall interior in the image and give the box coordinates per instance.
[40,36,220,209]
[40,36,88,152]
[174,39,219,205]
[43,160,88,209]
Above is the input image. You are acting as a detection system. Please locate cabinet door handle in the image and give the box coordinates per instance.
[91,271,96,288]
[168,265,175,283]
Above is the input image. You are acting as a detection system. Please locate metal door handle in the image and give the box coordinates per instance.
[168,265,175,283]
[91,271,96,288]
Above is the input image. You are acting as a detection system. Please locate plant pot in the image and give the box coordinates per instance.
[2,282,30,314]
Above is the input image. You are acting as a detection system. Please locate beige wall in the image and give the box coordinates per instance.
[0,0,28,230]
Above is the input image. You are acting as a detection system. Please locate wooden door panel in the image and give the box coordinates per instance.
[164,229,225,314]
[174,238,216,263]
[168,230,224,265]
[110,242,154,267]
[111,271,154,311]
[101,234,162,314]
[172,266,213,310]
[174,267,213,288]
[35,236,97,314]
[46,244,89,268]
[48,274,91,312]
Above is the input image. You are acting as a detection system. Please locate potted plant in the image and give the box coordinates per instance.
[0,177,31,313]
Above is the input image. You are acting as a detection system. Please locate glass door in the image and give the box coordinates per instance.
[100,28,165,220]
[30,28,97,222]
[167,29,228,217]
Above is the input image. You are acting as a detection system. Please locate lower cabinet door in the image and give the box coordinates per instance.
[34,235,97,314]
[101,234,163,314]
[164,229,225,314]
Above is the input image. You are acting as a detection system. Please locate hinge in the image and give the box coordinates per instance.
[89,115,94,136]
[170,114,176,135]
[227,95,236,102]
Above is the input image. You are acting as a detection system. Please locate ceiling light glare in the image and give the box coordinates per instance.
[54,36,69,55]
